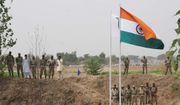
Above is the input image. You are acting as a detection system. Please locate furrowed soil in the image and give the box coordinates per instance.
[0,75,180,105]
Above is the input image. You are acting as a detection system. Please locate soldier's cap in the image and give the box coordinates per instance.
[121,85,124,87]
[141,85,144,87]
[132,85,135,87]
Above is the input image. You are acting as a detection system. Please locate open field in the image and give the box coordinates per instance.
[2,64,178,77]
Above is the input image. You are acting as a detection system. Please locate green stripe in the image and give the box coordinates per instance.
[120,31,164,49]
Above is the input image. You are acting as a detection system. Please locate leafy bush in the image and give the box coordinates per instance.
[83,56,102,75]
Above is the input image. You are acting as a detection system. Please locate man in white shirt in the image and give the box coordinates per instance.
[23,55,32,78]
[56,56,64,79]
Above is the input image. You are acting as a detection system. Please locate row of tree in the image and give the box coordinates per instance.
[0,0,179,75]
[55,51,169,66]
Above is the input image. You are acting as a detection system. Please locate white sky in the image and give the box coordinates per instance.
[7,0,180,57]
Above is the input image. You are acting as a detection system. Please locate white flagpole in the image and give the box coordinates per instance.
[118,4,122,105]
[109,9,112,105]
[119,32,122,105]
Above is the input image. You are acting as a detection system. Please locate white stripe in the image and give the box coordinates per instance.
[121,18,143,36]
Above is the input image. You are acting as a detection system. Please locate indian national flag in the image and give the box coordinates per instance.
[120,8,164,49]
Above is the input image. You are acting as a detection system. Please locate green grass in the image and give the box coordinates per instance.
[2,69,180,78]
[126,70,163,76]
[100,70,119,76]
[1,71,18,77]
[101,69,180,77]
[100,70,162,76]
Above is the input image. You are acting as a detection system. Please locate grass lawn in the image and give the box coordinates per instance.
[101,69,180,77]
[2,69,180,78]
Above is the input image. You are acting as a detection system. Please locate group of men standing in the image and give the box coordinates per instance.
[5,51,64,79]
[123,56,173,75]
[123,56,148,75]
[112,83,158,105]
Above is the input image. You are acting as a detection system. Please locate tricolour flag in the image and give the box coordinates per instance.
[120,8,164,49]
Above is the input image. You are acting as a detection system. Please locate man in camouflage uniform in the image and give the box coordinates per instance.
[40,55,47,79]
[16,53,23,78]
[139,85,145,105]
[151,83,158,105]
[111,84,119,103]
[165,57,172,75]
[48,56,56,79]
[121,85,126,105]
[126,85,132,105]
[6,51,15,77]
[131,85,138,105]
[123,57,130,75]
[30,56,37,79]
[144,82,151,104]
[141,56,148,74]
[112,84,119,102]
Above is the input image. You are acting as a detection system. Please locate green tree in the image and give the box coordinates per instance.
[0,0,16,55]
[57,51,78,65]
[83,56,102,75]
[84,54,90,60]
[167,10,180,72]
[78,56,84,64]
[111,55,118,64]
[99,52,106,64]
[0,0,16,76]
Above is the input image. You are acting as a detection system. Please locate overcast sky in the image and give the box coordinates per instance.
[7,0,180,57]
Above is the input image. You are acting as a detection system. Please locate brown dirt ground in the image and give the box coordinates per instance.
[0,75,180,105]
[0,76,109,105]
